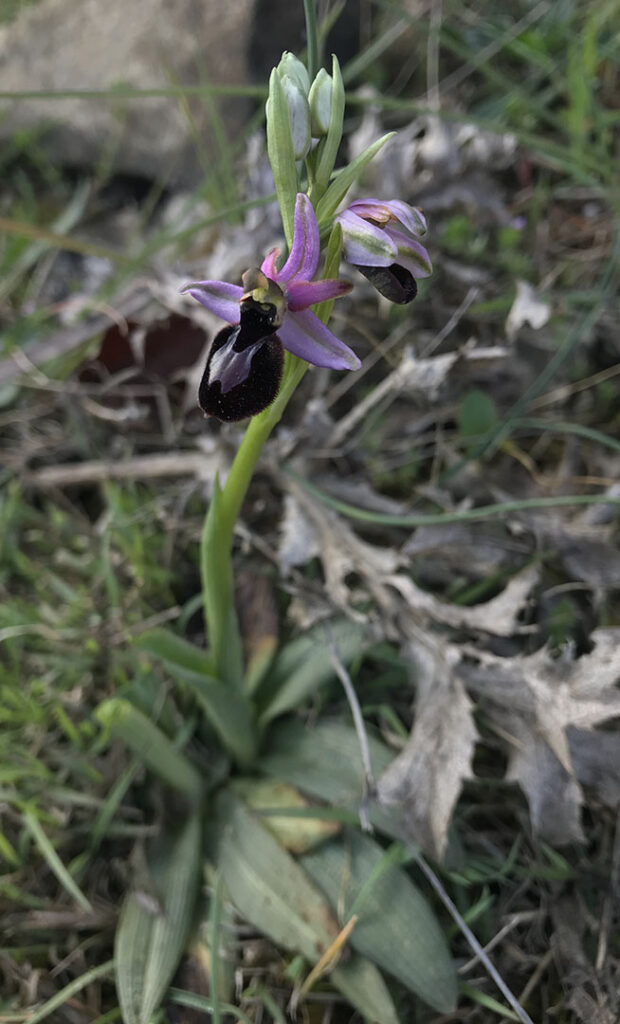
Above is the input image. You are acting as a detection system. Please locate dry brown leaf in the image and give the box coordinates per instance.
[386,564,538,636]
[282,484,537,637]
[566,727,620,809]
[329,347,459,449]
[505,717,584,844]
[404,521,520,578]
[457,630,620,841]
[378,636,476,860]
[282,485,401,621]
[278,492,321,571]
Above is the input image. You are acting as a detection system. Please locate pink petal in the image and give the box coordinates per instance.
[348,198,427,236]
[382,199,427,236]
[338,209,397,267]
[280,309,361,370]
[260,248,281,280]
[286,278,352,311]
[182,280,243,322]
[278,194,320,283]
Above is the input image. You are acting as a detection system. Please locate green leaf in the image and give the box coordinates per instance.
[302,831,458,1013]
[179,668,257,767]
[314,220,343,324]
[257,618,366,725]
[266,68,299,249]
[115,813,202,1024]
[23,810,91,911]
[311,55,345,198]
[135,628,214,678]
[331,955,400,1024]
[214,790,339,959]
[213,791,400,1023]
[258,718,392,807]
[315,132,395,227]
[96,698,202,800]
[135,630,257,766]
[458,389,498,449]
[231,777,340,853]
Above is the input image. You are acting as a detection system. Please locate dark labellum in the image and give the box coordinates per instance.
[354,263,418,304]
[198,299,284,422]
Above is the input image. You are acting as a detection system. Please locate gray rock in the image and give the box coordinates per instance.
[0,0,257,185]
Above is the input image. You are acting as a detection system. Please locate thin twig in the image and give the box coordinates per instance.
[27,452,210,487]
[403,839,536,1024]
[421,286,480,357]
[459,911,539,974]
[325,627,375,832]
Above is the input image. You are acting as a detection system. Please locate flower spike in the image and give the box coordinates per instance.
[183,194,359,421]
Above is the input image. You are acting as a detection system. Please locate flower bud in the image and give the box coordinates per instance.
[277,51,310,96]
[279,75,311,160]
[308,68,333,137]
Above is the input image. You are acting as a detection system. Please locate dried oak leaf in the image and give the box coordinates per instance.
[386,563,538,637]
[281,484,538,637]
[378,637,477,860]
[457,629,620,843]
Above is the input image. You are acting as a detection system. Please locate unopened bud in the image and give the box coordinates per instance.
[308,68,333,137]
[279,75,311,160]
[277,52,310,96]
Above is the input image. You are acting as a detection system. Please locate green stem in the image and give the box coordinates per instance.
[200,354,308,686]
[303,0,320,82]
[219,356,308,539]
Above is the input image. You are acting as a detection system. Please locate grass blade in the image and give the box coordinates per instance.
[23,960,114,1024]
[23,809,92,911]
[115,812,203,1024]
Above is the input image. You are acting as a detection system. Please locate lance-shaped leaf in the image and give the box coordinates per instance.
[315,132,395,228]
[310,55,345,197]
[115,812,203,1024]
[136,629,257,767]
[257,618,365,725]
[135,628,214,678]
[302,831,458,1013]
[213,792,400,1023]
[96,698,201,801]
[258,717,402,838]
[258,718,392,805]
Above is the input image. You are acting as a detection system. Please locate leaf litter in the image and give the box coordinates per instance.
[279,463,620,858]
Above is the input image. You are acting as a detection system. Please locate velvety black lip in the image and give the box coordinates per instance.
[198,325,284,423]
[354,263,418,304]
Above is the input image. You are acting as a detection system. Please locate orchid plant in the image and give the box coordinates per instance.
[182,54,431,695]
[99,7,455,1023]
